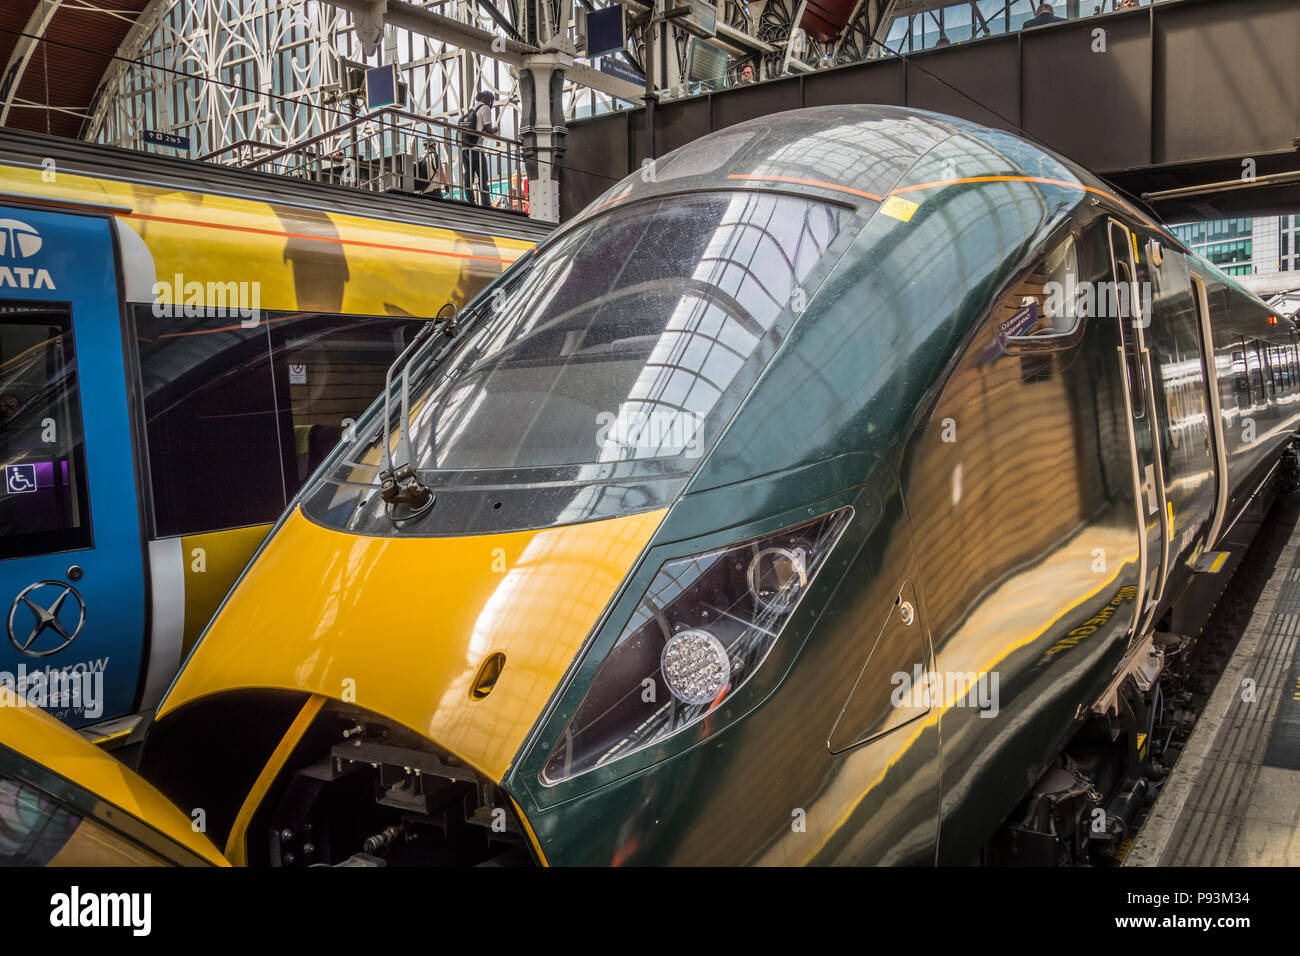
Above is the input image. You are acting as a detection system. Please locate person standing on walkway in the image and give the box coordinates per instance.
[458,91,496,206]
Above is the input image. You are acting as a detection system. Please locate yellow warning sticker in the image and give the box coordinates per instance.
[881,196,919,222]
[1196,548,1227,572]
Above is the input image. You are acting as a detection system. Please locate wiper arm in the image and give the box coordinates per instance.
[378,317,452,519]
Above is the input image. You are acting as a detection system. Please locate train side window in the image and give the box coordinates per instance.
[134,306,288,538]
[1261,342,1277,399]
[999,233,1082,345]
[1247,340,1265,402]
[0,772,82,865]
[136,307,426,537]
[0,305,93,560]
[1232,346,1251,407]
[268,315,418,492]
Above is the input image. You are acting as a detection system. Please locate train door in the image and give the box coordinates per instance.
[1189,273,1230,550]
[1107,220,1169,642]
[0,207,146,729]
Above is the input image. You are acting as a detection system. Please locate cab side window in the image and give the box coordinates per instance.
[0,771,164,866]
[0,774,78,865]
[997,234,1081,341]
[268,316,411,487]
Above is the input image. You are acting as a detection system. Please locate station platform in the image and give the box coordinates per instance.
[1126,498,1300,866]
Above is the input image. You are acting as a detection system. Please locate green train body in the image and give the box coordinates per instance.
[143,106,1300,866]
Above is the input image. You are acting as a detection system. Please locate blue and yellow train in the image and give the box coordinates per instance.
[0,129,541,739]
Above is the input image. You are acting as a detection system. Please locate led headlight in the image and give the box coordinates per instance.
[542,507,853,784]
[661,629,731,705]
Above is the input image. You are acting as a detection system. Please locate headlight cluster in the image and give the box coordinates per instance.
[542,508,853,784]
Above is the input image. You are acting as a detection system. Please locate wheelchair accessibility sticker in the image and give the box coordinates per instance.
[5,463,37,495]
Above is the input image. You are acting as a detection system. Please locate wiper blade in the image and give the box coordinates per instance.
[374,249,536,521]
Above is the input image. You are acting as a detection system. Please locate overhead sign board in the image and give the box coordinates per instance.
[682,0,718,39]
[687,37,728,82]
[142,129,189,150]
[586,5,626,58]
[599,57,646,88]
[364,64,406,109]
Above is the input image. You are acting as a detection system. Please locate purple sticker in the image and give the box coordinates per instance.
[982,301,1043,365]
[33,460,55,489]
[1001,301,1040,338]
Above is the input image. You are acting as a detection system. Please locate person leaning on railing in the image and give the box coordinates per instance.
[414,138,448,198]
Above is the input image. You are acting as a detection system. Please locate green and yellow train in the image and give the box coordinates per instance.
[9,106,1300,866]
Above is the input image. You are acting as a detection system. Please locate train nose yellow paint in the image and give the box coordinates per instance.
[157,507,667,782]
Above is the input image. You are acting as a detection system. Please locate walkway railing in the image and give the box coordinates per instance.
[575,0,1189,119]
[225,107,529,213]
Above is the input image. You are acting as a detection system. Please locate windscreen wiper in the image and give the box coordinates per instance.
[375,249,536,521]
[377,306,458,519]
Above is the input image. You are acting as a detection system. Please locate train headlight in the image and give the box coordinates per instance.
[541,508,853,784]
[747,546,808,611]
[660,629,731,705]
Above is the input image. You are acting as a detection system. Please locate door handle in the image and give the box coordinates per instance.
[1144,464,1158,515]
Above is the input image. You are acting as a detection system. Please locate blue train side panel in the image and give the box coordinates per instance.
[0,206,146,727]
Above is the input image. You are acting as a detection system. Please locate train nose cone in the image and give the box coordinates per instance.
[157,506,666,781]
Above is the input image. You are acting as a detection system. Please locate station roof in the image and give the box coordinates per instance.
[0,0,153,139]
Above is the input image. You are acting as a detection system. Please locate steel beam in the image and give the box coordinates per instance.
[322,0,643,100]
[0,0,64,126]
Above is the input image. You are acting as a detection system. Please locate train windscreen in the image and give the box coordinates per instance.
[391,190,843,472]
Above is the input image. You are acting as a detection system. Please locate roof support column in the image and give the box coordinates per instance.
[518,51,570,223]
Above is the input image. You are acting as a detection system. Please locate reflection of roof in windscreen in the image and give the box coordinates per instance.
[581,105,962,215]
